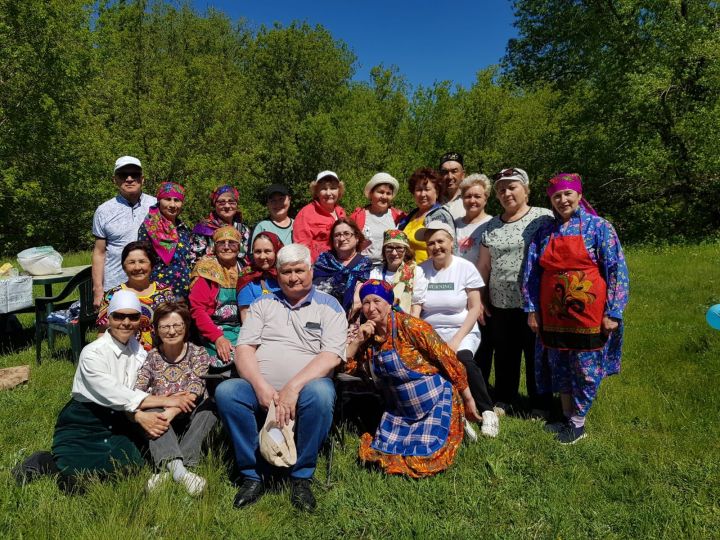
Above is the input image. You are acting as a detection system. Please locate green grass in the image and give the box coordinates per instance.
[1,244,719,538]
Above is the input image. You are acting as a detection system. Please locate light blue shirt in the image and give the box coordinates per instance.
[92,193,156,290]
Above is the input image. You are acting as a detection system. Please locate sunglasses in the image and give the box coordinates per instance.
[110,312,141,322]
[493,168,522,181]
[216,240,240,248]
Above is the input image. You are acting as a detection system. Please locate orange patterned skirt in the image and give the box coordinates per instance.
[358,388,465,478]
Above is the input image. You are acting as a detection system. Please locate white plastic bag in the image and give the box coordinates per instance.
[16,246,63,276]
[0,276,33,313]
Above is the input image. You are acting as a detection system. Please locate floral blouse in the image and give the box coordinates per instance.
[135,342,214,398]
[522,206,630,320]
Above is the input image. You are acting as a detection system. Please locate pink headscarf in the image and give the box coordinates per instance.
[546,173,598,216]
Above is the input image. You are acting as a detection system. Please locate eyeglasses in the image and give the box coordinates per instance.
[216,240,240,248]
[333,231,355,239]
[215,199,238,207]
[440,167,461,176]
[116,171,142,182]
[493,168,522,181]
[158,322,185,333]
[110,312,141,322]
[384,246,406,252]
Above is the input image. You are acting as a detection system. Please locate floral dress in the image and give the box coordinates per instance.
[346,311,469,478]
[96,282,176,351]
[522,206,630,416]
[138,220,194,299]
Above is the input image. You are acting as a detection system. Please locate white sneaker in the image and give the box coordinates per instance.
[463,418,478,442]
[481,410,500,438]
[179,471,207,496]
[146,472,170,492]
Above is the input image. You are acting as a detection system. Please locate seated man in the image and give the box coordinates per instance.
[215,243,347,512]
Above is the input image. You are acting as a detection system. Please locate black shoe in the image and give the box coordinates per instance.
[290,478,316,512]
[12,451,58,486]
[233,477,265,508]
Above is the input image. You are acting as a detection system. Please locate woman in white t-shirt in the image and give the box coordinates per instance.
[454,174,493,264]
[417,222,499,437]
[350,173,406,266]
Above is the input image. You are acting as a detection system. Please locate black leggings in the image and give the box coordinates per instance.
[457,349,493,413]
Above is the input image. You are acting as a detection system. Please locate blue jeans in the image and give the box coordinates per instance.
[215,377,335,481]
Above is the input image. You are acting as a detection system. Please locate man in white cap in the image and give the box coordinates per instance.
[439,152,467,220]
[91,156,157,308]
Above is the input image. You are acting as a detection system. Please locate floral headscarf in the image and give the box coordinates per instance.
[236,232,284,293]
[143,182,186,264]
[192,184,242,237]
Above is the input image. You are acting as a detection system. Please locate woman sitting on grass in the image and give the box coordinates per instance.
[136,301,216,495]
[345,280,480,478]
[13,291,196,493]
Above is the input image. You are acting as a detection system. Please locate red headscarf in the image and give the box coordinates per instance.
[236,232,284,292]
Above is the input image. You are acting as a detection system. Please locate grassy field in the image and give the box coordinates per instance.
[1,245,719,539]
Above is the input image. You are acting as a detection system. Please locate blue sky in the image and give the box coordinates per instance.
[190,0,518,89]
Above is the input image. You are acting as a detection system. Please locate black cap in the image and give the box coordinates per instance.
[439,152,464,168]
[264,184,289,200]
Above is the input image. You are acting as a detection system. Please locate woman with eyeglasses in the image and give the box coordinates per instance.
[237,232,284,323]
[135,301,216,495]
[191,184,251,266]
[189,226,243,366]
[138,182,194,299]
[478,168,554,418]
[96,241,176,351]
[368,229,427,317]
[312,218,372,316]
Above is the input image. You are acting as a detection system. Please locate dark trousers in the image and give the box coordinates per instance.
[491,306,551,409]
[475,318,495,385]
[457,349,493,413]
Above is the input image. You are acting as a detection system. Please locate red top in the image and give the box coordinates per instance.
[188,278,223,342]
[293,200,346,262]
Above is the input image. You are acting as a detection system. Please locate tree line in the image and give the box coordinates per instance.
[1,0,718,254]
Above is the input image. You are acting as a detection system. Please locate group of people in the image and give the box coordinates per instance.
[15,152,629,513]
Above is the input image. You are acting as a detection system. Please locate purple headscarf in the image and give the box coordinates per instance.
[546,173,598,216]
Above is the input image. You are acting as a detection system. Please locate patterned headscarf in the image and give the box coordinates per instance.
[382,229,410,249]
[236,232,284,293]
[359,279,395,305]
[546,173,598,216]
[156,182,185,201]
[143,182,186,265]
[213,225,241,244]
[192,184,242,237]
[211,184,239,206]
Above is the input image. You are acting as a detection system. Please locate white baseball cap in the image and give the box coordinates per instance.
[415,220,456,242]
[114,156,142,173]
[315,170,339,182]
[108,289,142,314]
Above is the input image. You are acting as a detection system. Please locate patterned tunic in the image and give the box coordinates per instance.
[522,206,630,415]
[346,311,468,478]
[135,342,214,398]
[138,220,194,299]
[96,282,176,351]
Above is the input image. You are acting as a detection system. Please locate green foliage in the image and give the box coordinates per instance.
[2,245,720,537]
[1,0,718,255]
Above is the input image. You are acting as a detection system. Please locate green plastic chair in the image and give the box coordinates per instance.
[34,267,94,365]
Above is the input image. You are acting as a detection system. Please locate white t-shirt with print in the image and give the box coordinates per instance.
[454,215,492,265]
[419,256,484,337]
[361,210,397,264]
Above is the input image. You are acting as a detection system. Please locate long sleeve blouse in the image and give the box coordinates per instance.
[522,207,629,320]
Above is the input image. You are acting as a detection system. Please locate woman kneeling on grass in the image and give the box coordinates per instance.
[345,280,480,478]
[136,301,216,495]
[522,173,629,444]
[13,291,196,492]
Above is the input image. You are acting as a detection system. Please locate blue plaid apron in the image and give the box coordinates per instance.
[370,313,454,457]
